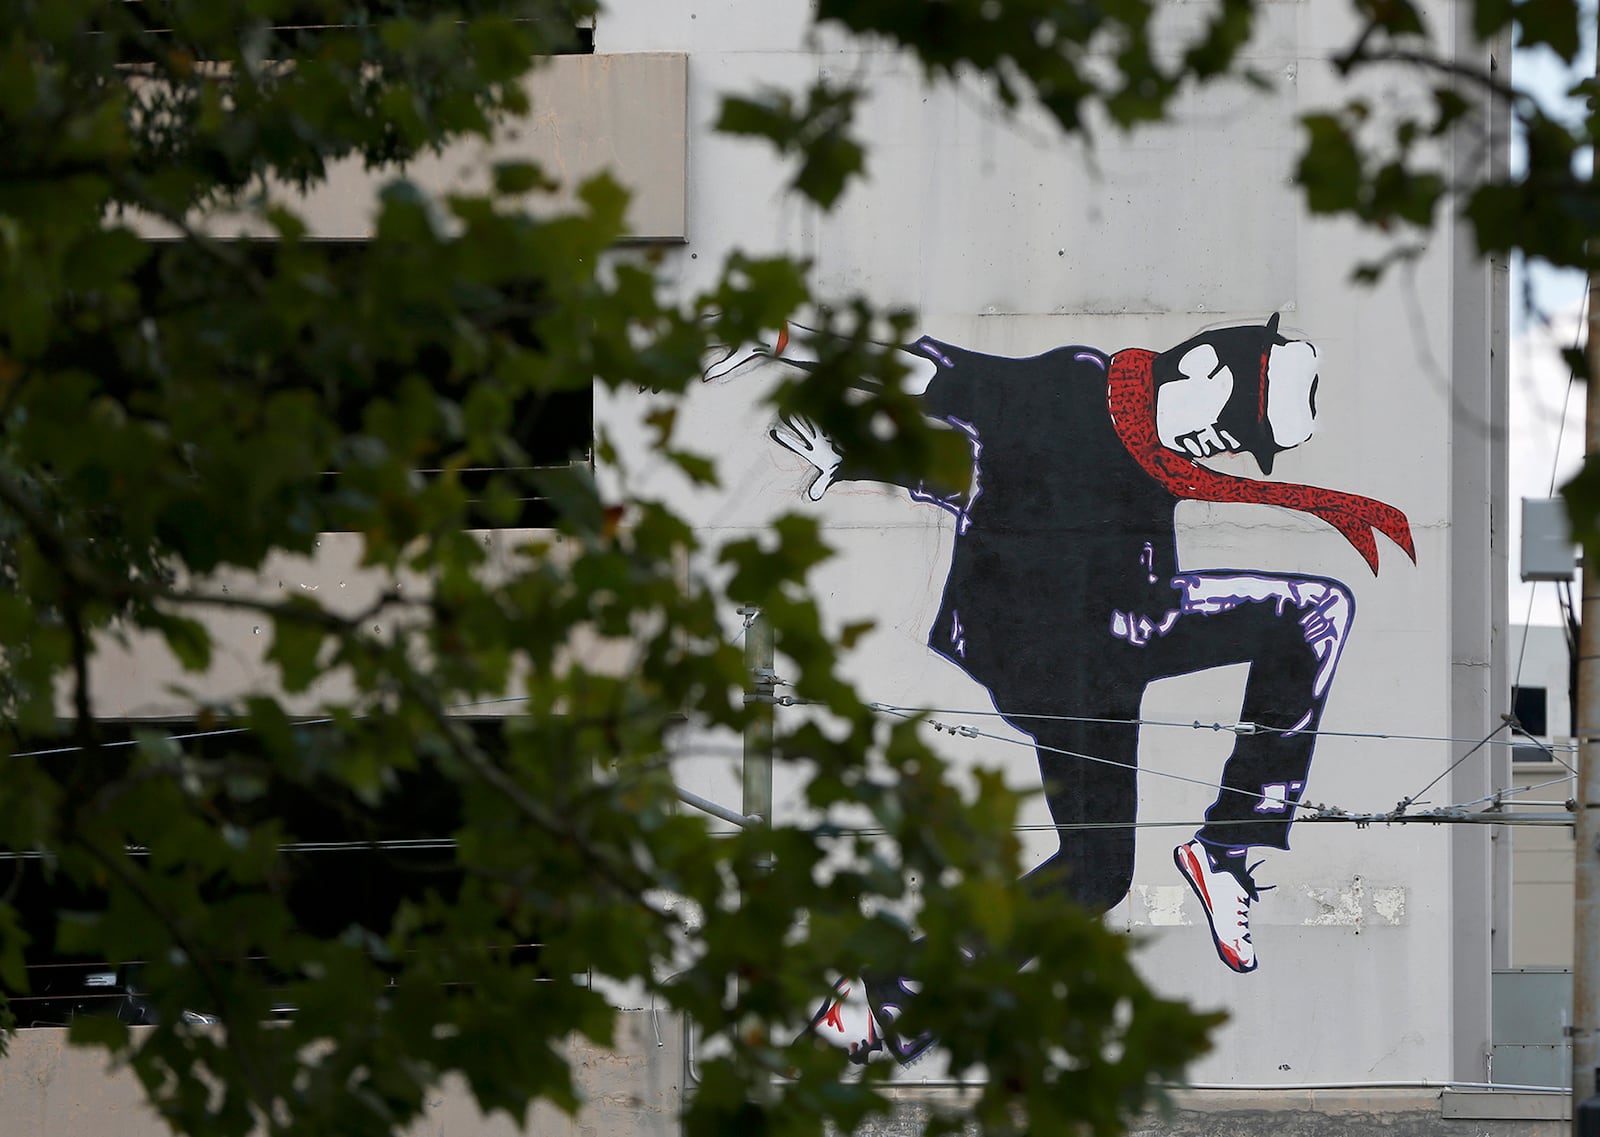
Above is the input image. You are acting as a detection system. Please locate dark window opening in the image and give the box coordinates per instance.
[103,5,595,63]
[3,718,542,1027]
[55,239,591,531]
[1512,685,1549,738]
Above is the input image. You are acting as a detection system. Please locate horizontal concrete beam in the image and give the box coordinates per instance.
[0,1009,682,1136]
[124,53,688,242]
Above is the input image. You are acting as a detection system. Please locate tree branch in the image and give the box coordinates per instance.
[1334,42,1522,107]
[64,832,278,1119]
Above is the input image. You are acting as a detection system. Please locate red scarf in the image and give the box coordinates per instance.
[1107,349,1415,575]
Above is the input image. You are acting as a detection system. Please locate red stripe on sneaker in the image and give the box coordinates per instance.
[823,986,848,1033]
[1181,846,1213,911]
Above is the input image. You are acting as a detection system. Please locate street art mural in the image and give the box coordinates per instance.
[711,315,1415,1063]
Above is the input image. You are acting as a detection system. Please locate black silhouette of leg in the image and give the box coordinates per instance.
[1144,572,1354,972]
[1164,573,1353,848]
[1016,689,1145,915]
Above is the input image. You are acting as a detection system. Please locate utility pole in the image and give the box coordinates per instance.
[740,607,774,829]
[1574,236,1600,1128]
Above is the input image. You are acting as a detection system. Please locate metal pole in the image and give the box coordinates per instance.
[675,786,758,829]
[740,607,774,827]
[1573,219,1600,1124]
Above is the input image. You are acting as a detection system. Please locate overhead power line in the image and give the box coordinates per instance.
[860,700,1575,752]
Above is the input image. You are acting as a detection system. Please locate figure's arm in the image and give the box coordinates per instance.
[770,407,979,508]
[705,322,939,393]
[769,415,845,502]
[764,337,954,502]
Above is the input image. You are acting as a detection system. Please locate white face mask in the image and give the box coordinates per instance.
[1155,343,1244,458]
[1265,340,1318,448]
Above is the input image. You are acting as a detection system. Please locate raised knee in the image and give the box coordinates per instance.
[1290,578,1354,698]
[1296,577,1354,645]
[1314,577,1354,617]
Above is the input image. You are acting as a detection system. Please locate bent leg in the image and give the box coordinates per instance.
[1154,572,1355,849]
[1018,695,1144,915]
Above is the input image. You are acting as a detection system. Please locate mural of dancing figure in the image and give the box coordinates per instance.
[740,315,1414,1062]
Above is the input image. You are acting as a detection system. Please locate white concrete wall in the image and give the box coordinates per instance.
[600,0,1505,1087]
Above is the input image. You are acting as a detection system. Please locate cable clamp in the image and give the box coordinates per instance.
[1194,720,1258,735]
[929,720,978,738]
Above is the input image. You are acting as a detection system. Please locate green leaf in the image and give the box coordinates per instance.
[1517,0,1582,59]
[1298,114,1365,214]
[68,1012,131,1050]
[267,605,328,692]
[665,449,718,486]
[718,85,866,208]
[1563,455,1600,548]
[138,610,215,673]
[493,160,554,196]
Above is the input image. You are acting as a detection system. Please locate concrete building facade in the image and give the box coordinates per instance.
[620,0,1512,1093]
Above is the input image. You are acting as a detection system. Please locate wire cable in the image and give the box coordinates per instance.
[1509,286,1588,791]
[1513,583,1540,696]
[6,693,545,761]
[1513,291,1587,690]
[0,803,1574,864]
[1545,290,1585,504]
[1505,772,1577,797]
[806,812,1573,836]
[861,700,1572,752]
[869,698,1568,823]
[1394,721,1509,815]
[1509,721,1578,774]
[870,703,1339,816]
[1451,772,1575,812]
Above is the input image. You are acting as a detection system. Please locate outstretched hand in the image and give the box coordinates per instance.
[770,415,843,501]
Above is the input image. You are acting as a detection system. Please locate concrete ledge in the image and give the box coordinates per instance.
[1441,1090,1570,1120]
[1166,1088,1445,1115]
[123,53,690,242]
[0,1011,681,1137]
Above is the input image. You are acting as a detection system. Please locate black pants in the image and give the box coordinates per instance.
[861,572,1352,1032]
[1011,572,1353,913]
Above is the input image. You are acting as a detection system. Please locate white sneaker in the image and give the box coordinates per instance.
[807,978,885,1064]
[1174,840,1261,974]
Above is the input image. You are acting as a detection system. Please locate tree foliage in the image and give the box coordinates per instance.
[1,0,1573,1129]
[0,3,1239,1136]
